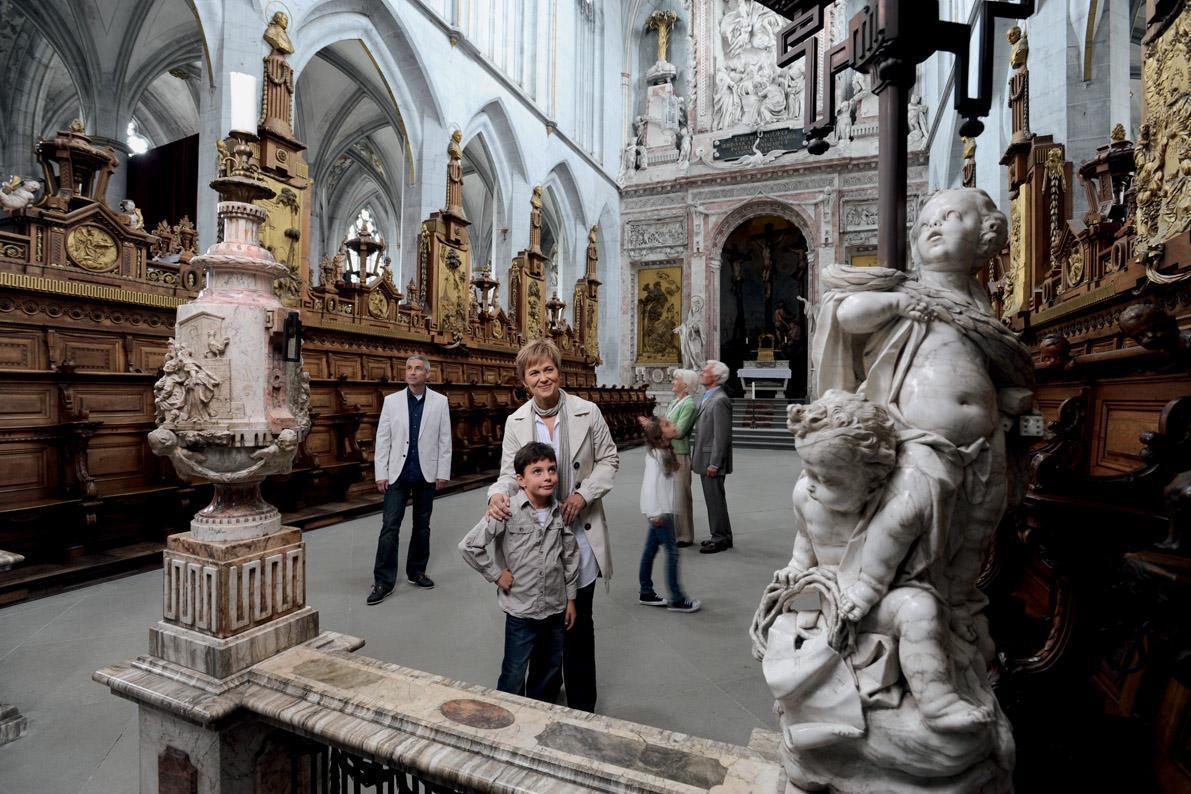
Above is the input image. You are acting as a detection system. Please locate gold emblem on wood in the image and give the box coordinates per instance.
[368,291,388,319]
[66,226,119,272]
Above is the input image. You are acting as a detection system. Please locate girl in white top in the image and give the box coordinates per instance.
[637,416,701,613]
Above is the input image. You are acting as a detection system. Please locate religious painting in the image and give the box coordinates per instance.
[635,265,682,363]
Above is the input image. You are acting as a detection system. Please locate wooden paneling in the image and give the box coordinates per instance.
[0,387,53,424]
[61,336,122,372]
[0,332,42,370]
[0,446,53,496]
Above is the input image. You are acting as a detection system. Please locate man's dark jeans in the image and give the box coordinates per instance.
[372,479,435,591]
[497,612,565,702]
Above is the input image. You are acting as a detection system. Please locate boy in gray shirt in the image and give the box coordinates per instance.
[459,442,578,702]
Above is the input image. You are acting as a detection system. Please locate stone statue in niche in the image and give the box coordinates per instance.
[751,188,1034,793]
[673,295,706,370]
[0,177,41,212]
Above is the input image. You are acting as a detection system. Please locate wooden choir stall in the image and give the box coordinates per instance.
[0,33,648,603]
[984,6,1191,792]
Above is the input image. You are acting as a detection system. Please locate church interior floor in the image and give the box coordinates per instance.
[0,447,800,793]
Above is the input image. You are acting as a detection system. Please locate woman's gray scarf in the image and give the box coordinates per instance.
[531,389,572,501]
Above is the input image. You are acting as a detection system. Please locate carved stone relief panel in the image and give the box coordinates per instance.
[625,216,688,261]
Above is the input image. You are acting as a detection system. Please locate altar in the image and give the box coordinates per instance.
[738,362,792,399]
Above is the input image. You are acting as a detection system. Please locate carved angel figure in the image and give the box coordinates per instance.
[119,199,144,229]
[0,177,41,212]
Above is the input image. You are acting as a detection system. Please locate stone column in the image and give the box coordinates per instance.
[97,139,317,792]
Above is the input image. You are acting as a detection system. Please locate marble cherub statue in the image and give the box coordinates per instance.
[780,390,993,732]
[758,391,991,749]
[0,176,41,212]
[815,188,1034,635]
[754,188,1033,792]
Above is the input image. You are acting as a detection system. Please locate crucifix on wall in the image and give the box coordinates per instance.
[750,222,796,330]
[757,0,1037,271]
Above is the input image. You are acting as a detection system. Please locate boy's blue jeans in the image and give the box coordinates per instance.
[639,513,687,603]
[497,611,565,702]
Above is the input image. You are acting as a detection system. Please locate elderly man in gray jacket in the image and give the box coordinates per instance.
[693,360,734,553]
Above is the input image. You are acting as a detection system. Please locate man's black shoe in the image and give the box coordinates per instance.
[407,573,436,589]
[366,585,393,605]
[700,538,732,549]
[676,541,694,548]
[699,540,731,554]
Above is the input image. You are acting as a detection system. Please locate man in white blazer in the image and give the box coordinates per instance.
[368,355,452,604]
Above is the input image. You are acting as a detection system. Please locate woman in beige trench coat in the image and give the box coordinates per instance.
[486,339,619,712]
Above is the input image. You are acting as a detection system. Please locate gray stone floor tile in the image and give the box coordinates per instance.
[0,446,802,788]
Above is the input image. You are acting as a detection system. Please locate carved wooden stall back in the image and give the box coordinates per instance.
[0,26,645,603]
[987,5,1191,791]
[507,185,549,343]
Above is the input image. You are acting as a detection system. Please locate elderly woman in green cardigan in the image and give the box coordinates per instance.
[668,369,700,546]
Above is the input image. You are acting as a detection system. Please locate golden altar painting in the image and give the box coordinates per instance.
[636,266,681,364]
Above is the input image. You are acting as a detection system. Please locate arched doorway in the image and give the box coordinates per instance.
[718,214,809,398]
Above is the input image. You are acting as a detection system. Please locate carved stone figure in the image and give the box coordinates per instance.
[0,177,41,212]
[907,94,928,143]
[673,295,706,370]
[835,99,853,144]
[785,64,804,121]
[753,188,1034,793]
[714,68,742,130]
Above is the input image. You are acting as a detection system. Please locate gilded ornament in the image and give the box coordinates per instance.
[368,290,389,319]
[1066,247,1084,286]
[1134,7,1191,263]
[66,225,119,272]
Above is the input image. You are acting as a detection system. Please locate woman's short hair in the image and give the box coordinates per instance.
[515,339,562,383]
[673,368,700,394]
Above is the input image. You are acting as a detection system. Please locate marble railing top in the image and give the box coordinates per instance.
[245,645,783,793]
[98,630,782,793]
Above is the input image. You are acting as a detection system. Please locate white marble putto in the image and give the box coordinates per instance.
[752,188,1033,793]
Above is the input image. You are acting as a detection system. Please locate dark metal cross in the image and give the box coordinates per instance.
[758,0,1035,271]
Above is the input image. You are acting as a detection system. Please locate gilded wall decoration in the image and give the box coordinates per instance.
[636,266,682,363]
[1002,190,1029,320]
[1066,246,1085,287]
[66,226,119,272]
[259,175,305,306]
[1134,6,1191,264]
[368,291,389,319]
[526,279,543,339]
[438,247,469,336]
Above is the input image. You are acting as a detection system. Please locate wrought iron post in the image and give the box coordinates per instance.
[760,0,1036,270]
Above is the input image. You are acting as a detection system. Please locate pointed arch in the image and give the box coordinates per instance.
[290,3,445,168]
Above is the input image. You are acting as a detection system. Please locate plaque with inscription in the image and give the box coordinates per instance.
[712,128,805,161]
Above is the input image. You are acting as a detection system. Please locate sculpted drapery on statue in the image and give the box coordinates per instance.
[260,12,296,139]
[752,188,1034,794]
